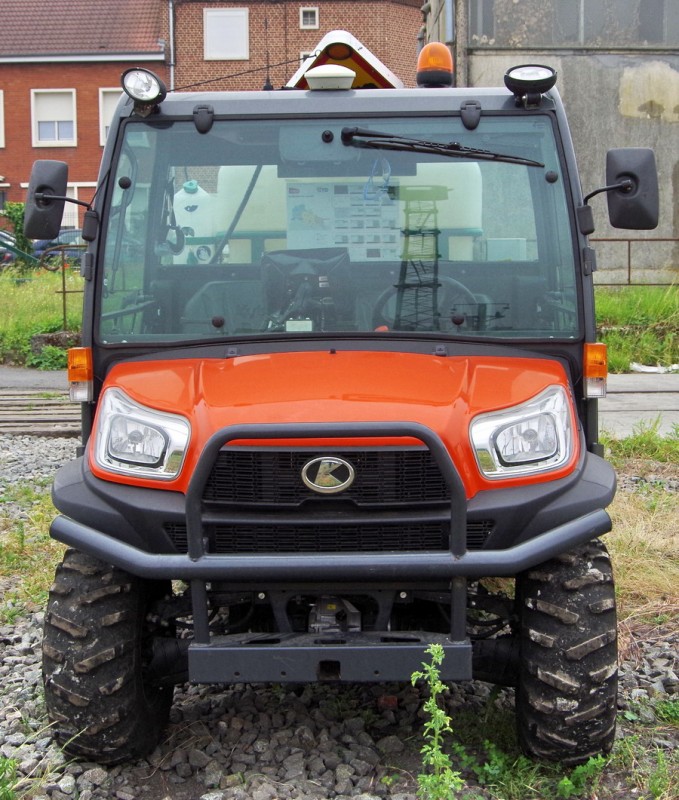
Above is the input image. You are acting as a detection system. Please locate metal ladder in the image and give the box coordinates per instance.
[394,186,446,330]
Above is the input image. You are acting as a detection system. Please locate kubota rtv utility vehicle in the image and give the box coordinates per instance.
[24,33,659,766]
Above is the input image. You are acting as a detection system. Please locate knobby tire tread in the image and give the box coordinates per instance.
[516,539,618,765]
[42,548,172,764]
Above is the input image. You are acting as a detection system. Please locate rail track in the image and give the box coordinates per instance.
[0,389,80,437]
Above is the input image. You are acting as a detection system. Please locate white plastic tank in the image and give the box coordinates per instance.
[174,180,216,264]
[412,163,483,260]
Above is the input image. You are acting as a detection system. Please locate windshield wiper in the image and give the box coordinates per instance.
[341,127,544,167]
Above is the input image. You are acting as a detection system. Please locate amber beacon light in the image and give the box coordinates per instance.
[416,42,453,87]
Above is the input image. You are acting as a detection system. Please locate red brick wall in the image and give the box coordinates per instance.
[1,2,421,218]
[0,61,170,212]
[173,1,422,92]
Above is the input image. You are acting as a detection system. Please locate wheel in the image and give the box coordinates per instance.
[42,548,173,764]
[372,276,478,331]
[515,539,618,765]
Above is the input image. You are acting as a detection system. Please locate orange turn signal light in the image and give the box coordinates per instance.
[68,347,93,383]
[67,347,93,402]
[584,343,608,398]
[584,343,608,378]
[417,42,453,87]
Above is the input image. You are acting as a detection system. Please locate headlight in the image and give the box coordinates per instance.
[94,388,190,480]
[470,385,574,479]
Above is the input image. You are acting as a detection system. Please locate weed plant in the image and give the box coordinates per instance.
[0,756,17,800]
[412,648,610,799]
[411,643,464,799]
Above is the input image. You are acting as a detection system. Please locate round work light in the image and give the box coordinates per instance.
[504,65,557,97]
[121,68,167,107]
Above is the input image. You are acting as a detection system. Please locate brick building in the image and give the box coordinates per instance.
[171,0,422,93]
[0,0,168,224]
[0,0,422,228]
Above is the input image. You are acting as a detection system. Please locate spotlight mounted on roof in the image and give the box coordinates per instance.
[121,68,167,116]
[504,65,557,108]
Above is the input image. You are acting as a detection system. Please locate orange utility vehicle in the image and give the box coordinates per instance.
[24,33,659,766]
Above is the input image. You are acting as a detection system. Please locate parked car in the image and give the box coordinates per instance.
[33,228,85,260]
[0,230,17,264]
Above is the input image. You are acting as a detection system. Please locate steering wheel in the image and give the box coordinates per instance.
[372,276,478,331]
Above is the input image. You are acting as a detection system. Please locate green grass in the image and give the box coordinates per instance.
[602,420,679,465]
[595,285,679,373]
[0,270,676,371]
[0,481,65,623]
[0,269,82,365]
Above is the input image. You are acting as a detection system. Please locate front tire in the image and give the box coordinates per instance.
[42,548,173,764]
[516,539,618,765]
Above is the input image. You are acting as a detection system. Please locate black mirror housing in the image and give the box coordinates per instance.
[24,160,69,239]
[606,148,659,230]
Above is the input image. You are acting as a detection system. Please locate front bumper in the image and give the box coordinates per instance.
[51,506,611,582]
[51,420,613,684]
[52,419,614,582]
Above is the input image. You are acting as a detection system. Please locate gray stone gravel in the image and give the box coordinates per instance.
[0,434,677,799]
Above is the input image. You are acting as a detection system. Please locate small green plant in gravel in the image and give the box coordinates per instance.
[647,750,672,800]
[411,643,464,799]
[655,698,679,727]
[555,755,606,798]
[0,756,17,800]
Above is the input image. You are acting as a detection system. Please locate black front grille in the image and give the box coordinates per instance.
[174,444,487,557]
[164,520,494,554]
[202,448,449,507]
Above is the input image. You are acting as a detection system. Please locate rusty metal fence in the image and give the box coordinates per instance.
[590,237,679,286]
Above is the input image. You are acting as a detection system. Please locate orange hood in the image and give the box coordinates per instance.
[91,350,578,497]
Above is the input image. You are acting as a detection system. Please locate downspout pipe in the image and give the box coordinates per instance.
[168,0,176,91]
[446,0,455,48]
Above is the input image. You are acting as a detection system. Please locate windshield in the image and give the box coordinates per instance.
[98,114,579,344]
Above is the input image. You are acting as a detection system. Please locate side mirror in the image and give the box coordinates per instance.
[606,148,658,230]
[24,160,69,239]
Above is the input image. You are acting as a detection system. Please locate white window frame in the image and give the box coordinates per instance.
[204,8,249,60]
[31,89,77,147]
[99,88,122,146]
[300,7,319,30]
[0,91,5,148]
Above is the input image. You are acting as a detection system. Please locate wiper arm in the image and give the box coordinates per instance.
[341,127,544,167]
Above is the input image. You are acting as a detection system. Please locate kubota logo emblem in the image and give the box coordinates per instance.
[302,456,355,494]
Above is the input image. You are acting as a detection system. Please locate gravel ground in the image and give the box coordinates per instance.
[0,435,677,800]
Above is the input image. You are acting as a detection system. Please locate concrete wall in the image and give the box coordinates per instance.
[467,52,679,284]
[422,0,679,284]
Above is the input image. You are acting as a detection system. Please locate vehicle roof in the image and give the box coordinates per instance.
[118,85,560,121]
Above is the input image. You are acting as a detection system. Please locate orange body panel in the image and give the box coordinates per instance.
[89,351,579,498]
